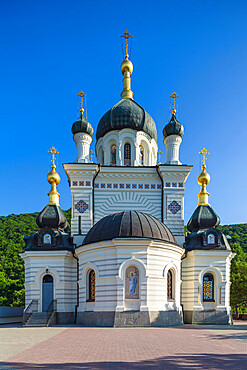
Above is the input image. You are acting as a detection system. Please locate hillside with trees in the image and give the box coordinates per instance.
[0,210,246,314]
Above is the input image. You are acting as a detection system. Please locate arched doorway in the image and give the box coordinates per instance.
[42,274,54,312]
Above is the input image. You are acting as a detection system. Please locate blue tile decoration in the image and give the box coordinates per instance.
[179,183,183,187]
[113,183,118,188]
[145,184,149,189]
[168,200,181,214]
[107,183,112,188]
[86,181,91,186]
[166,182,171,187]
[138,184,143,189]
[157,184,162,189]
[172,183,177,187]
[126,184,131,189]
[151,184,155,189]
[75,200,88,214]
[94,183,99,188]
[73,181,78,186]
[79,181,84,186]
[101,183,105,188]
[132,184,137,189]
[120,184,124,188]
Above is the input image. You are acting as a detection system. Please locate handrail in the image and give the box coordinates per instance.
[46,299,57,324]
[23,299,38,325]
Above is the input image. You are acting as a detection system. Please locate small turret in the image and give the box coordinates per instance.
[72,91,93,163]
[163,92,184,165]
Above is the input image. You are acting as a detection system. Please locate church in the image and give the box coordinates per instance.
[21,31,235,327]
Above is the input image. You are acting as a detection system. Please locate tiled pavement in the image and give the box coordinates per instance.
[0,322,246,369]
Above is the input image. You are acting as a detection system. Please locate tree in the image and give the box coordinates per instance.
[230,243,247,316]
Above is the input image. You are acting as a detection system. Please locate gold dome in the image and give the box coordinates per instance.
[197,166,210,186]
[47,168,60,185]
[121,59,133,75]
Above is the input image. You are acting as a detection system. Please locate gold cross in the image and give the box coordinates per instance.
[48,146,59,167]
[77,90,86,113]
[170,91,179,114]
[199,147,210,166]
[89,149,94,163]
[121,29,133,59]
[158,150,163,165]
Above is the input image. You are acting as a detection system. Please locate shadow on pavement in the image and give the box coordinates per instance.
[2,354,247,369]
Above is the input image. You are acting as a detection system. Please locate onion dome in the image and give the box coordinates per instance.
[187,205,220,232]
[96,99,157,141]
[163,113,184,139]
[83,211,176,245]
[71,113,94,137]
[36,146,69,232]
[36,204,69,231]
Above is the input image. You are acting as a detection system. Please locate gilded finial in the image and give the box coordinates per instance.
[170,91,179,115]
[77,90,86,114]
[47,146,60,205]
[158,150,163,165]
[121,29,133,60]
[89,149,94,163]
[120,30,134,100]
[197,147,210,206]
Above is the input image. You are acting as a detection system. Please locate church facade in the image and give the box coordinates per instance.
[21,33,235,327]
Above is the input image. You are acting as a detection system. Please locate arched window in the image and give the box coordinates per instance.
[125,266,139,299]
[203,273,214,301]
[167,269,173,300]
[88,269,95,302]
[124,143,131,165]
[111,144,116,165]
[139,145,144,165]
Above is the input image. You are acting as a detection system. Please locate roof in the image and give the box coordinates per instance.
[82,211,176,245]
[96,99,157,141]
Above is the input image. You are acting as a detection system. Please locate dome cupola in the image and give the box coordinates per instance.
[83,211,176,245]
[72,113,93,137]
[163,113,184,139]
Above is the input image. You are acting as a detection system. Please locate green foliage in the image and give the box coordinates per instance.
[230,242,247,314]
[218,224,247,253]
[0,210,71,307]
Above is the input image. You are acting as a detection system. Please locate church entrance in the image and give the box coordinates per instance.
[42,274,54,312]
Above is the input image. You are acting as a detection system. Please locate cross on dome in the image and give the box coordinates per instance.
[77,90,86,114]
[199,147,210,167]
[48,146,59,168]
[121,29,133,59]
[170,91,179,115]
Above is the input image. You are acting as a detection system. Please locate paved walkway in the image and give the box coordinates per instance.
[0,322,246,369]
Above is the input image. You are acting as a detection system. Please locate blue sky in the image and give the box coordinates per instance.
[1,0,247,225]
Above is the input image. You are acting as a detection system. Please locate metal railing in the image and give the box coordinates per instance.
[46,299,57,324]
[22,299,38,325]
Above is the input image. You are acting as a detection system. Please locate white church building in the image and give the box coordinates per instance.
[21,33,235,327]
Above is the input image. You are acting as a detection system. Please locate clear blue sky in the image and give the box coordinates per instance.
[1,0,247,225]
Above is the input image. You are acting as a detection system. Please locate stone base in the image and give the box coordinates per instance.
[57,312,75,325]
[76,310,183,327]
[184,309,233,325]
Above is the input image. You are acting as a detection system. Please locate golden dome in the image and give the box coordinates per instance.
[197,166,210,186]
[47,168,60,185]
[121,59,133,75]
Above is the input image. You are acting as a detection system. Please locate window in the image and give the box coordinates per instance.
[203,273,214,301]
[111,144,116,165]
[124,143,131,165]
[167,269,173,300]
[88,270,95,302]
[102,151,104,165]
[139,145,144,165]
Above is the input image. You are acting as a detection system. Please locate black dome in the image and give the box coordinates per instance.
[187,205,220,233]
[83,211,176,245]
[36,204,70,232]
[163,114,184,139]
[96,99,157,141]
[72,113,94,137]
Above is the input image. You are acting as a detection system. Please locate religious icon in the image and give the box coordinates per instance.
[139,145,144,165]
[207,234,215,245]
[111,145,116,165]
[43,234,51,244]
[125,266,139,299]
